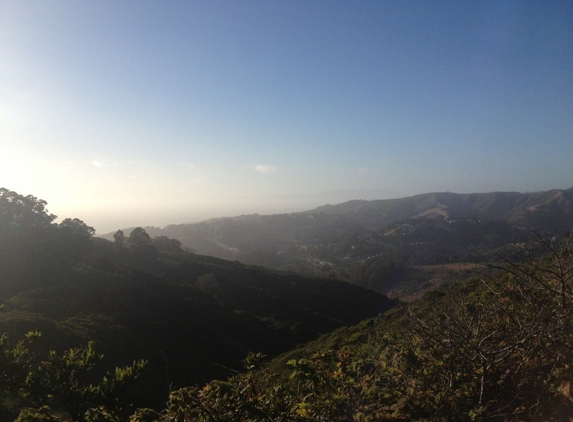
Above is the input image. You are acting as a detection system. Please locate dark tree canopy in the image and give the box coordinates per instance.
[0,188,57,237]
[152,235,183,254]
[128,227,158,262]
[113,229,125,247]
[54,218,96,262]
[129,227,151,248]
[0,188,96,294]
[58,218,95,239]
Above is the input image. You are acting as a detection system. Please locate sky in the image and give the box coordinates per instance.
[1,1,572,233]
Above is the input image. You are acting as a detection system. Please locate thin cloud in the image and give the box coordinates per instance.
[254,164,277,174]
[56,161,80,171]
[92,160,116,168]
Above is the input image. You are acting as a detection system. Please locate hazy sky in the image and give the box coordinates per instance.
[2,1,572,232]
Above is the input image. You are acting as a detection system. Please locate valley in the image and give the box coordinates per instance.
[103,188,573,299]
[2,186,573,420]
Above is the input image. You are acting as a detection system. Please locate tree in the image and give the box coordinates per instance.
[0,189,59,294]
[58,218,95,239]
[151,235,183,254]
[0,188,57,235]
[390,232,573,420]
[113,230,125,248]
[129,228,157,263]
[129,227,151,248]
[54,218,96,262]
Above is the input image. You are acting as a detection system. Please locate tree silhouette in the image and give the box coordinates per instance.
[129,227,151,248]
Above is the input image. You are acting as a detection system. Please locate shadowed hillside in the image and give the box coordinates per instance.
[45,232,569,422]
[0,188,396,411]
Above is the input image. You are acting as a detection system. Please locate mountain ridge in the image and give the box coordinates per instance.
[307,188,573,230]
[101,188,573,238]
[97,188,573,299]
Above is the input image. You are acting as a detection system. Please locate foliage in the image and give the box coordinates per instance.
[55,218,96,262]
[125,227,158,262]
[0,331,146,421]
[150,232,573,421]
[113,230,125,248]
[129,227,151,247]
[0,188,97,295]
[151,236,183,254]
[0,188,57,234]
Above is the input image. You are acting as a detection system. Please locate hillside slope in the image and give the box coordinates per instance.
[152,233,573,421]
[0,188,396,409]
[102,188,573,298]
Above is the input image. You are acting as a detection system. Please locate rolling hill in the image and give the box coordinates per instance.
[313,188,573,230]
[102,188,573,298]
[0,188,396,411]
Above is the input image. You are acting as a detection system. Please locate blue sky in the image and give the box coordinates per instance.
[1,1,572,232]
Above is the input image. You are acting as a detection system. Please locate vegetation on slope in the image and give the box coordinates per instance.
[0,188,395,418]
[146,232,573,421]
[4,230,573,421]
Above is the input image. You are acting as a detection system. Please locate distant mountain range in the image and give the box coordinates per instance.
[311,188,573,231]
[101,188,573,298]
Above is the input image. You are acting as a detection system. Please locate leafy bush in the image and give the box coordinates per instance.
[0,331,146,421]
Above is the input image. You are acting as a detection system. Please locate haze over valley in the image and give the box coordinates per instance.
[102,187,573,300]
